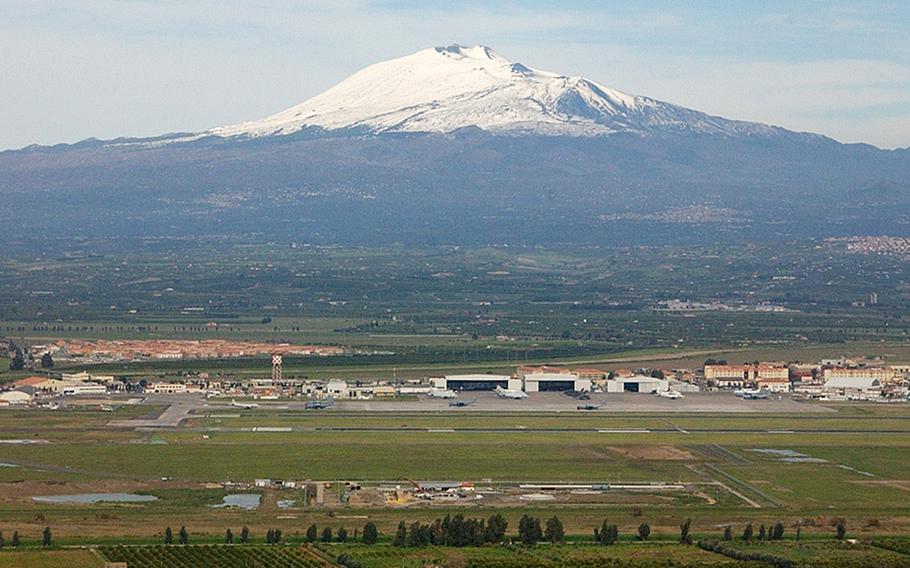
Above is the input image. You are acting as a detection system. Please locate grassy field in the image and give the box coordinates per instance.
[0,549,103,568]
[0,403,908,545]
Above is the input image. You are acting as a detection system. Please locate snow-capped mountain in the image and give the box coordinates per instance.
[209,44,791,139]
[2,44,905,248]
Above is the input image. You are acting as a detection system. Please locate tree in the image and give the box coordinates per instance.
[337,527,348,543]
[741,523,753,542]
[178,526,188,545]
[40,352,54,368]
[164,527,173,545]
[240,526,249,544]
[836,522,846,540]
[306,524,318,543]
[486,514,508,543]
[266,529,275,544]
[544,516,564,543]
[0,531,3,549]
[680,518,692,544]
[518,515,542,545]
[796,526,801,542]
[758,524,766,541]
[11,532,20,547]
[362,522,378,545]
[637,523,650,542]
[42,527,51,547]
[321,527,333,543]
[605,524,618,545]
[273,528,282,544]
[9,350,24,371]
[723,526,733,541]
[772,522,785,540]
[225,529,233,544]
[393,521,407,547]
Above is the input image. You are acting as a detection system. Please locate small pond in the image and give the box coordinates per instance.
[210,493,261,510]
[32,493,158,504]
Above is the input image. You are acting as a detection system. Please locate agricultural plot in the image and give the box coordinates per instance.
[0,549,103,568]
[99,544,333,568]
[700,538,910,567]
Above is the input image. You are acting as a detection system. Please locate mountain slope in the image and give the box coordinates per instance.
[0,45,907,248]
[209,44,810,140]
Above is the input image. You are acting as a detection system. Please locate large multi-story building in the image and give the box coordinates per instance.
[823,367,894,383]
[755,365,790,392]
[704,365,755,387]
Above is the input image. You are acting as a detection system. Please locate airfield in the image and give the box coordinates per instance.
[102,391,829,429]
[0,388,909,553]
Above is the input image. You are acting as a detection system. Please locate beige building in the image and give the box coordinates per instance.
[704,365,755,387]
[823,367,894,383]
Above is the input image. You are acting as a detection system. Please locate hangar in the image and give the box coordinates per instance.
[523,373,591,393]
[605,375,667,394]
[432,374,521,392]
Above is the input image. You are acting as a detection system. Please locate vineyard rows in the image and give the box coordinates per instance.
[98,544,335,568]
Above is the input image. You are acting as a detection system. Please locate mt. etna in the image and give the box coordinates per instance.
[1,45,907,247]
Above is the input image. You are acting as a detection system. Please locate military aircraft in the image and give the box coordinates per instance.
[305,397,335,410]
[231,399,259,409]
[576,402,602,410]
[734,388,768,399]
[494,386,527,399]
[449,398,476,407]
[657,390,685,399]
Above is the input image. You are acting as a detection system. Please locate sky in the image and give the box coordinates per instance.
[2,1,909,150]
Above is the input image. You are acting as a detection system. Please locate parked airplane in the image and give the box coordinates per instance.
[305,397,335,410]
[231,399,259,409]
[657,390,684,399]
[577,403,602,410]
[449,398,476,407]
[427,388,458,399]
[494,386,527,399]
[734,388,767,399]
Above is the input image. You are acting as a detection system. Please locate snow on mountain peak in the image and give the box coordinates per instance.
[209,45,780,139]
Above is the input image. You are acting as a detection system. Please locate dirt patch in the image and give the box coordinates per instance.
[0,479,176,503]
[607,445,695,461]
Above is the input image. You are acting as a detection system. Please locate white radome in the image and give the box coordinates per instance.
[209,44,780,139]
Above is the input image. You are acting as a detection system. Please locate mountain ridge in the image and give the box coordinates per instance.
[203,44,825,143]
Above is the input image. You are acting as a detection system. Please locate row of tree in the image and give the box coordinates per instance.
[390,514,568,547]
[0,528,51,547]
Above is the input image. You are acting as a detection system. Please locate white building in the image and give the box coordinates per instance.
[605,375,667,394]
[432,374,521,391]
[0,390,33,405]
[823,377,881,399]
[522,373,591,393]
[62,383,108,396]
[145,382,187,395]
[325,380,350,398]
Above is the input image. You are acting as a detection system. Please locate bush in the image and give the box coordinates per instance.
[699,539,794,568]
[637,523,650,542]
